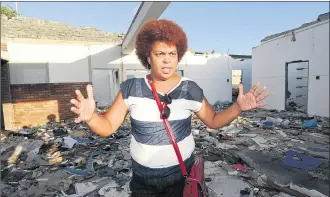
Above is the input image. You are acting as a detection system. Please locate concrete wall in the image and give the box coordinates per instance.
[252,20,329,117]
[110,51,233,105]
[180,52,232,104]
[6,41,233,106]
[1,15,126,129]
[7,42,92,84]
[2,15,236,108]
[7,41,122,106]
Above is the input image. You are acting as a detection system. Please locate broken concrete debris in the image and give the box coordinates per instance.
[0,101,329,197]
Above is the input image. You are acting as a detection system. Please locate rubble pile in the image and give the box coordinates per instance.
[202,101,329,197]
[1,102,329,197]
[1,117,133,197]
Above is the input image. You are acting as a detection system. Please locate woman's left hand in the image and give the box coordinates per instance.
[236,82,269,111]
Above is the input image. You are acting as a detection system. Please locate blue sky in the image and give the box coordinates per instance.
[2,1,329,55]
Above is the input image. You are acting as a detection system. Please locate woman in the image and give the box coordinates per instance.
[70,19,269,197]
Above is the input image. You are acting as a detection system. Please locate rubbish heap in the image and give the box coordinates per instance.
[0,102,329,197]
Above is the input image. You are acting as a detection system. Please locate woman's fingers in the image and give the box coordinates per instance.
[71,87,95,123]
[86,84,94,100]
[255,86,267,97]
[75,89,85,102]
[256,102,267,108]
[70,99,81,108]
[70,106,80,115]
[74,117,82,123]
[256,92,269,102]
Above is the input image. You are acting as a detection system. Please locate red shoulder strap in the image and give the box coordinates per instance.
[146,76,188,177]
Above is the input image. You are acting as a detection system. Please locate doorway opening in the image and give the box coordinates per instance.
[109,69,120,102]
[285,60,309,113]
[232,69,243,102]
[92,68,120,107]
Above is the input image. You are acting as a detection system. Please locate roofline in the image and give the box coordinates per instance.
[261,12,329,43]
[229,54,252,59]
[2,38,122,46]
[259,19,329,46]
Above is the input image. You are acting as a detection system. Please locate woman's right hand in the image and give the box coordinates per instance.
[70,84,96,123]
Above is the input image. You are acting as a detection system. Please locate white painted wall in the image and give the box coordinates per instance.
[7,42,233,106]
[252,20,329,117]
[9,62,49,84]
[179,52,232,104]
[231,59,252,93]
[110,51,233,104]
[7,42,90,84]
[7,42,122,103]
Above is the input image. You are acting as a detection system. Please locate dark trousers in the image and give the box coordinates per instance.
[130,160,194,197]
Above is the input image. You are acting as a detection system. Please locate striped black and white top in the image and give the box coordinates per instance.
[120,75,204,178]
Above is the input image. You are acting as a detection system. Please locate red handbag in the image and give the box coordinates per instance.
[147,76,209,197]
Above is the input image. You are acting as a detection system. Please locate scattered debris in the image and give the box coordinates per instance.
[0,102,329,197]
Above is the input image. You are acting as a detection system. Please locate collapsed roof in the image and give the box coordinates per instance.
[261,12,329,42]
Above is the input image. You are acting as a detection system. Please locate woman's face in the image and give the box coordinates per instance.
[147,41,179,80]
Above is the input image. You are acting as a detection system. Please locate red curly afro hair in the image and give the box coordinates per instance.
[135,19,188,68]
